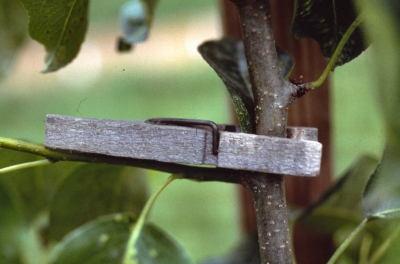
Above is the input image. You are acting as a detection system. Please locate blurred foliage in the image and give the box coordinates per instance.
[0,0,27,80]
[118,0,159,50]
[298,1,400,262]
[49,164,148,241]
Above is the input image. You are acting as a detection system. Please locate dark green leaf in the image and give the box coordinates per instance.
[299,156,379,233]
[119,0,159,49]
[20,0,89,72]
[125,222,194,264]
[50,213,135,264]
[49,164,149,241]
[198,38,255,133]
[0,0,27,80]
[363,146,400,219]
[198,38,294,133]
[291,0,367,67]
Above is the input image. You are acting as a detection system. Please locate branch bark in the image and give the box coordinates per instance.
[230,0,297,263]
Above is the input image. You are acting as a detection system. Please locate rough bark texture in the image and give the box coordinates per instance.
[269,1,334,263]
[230,0,296,263]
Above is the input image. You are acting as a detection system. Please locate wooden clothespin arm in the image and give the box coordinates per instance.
[44,114,322,177]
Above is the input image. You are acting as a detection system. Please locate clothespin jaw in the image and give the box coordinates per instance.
[45,114,322,177]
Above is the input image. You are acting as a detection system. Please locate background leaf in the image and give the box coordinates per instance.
[198,38,255,133]
[0,148,79,222]
[299,156,379,233]
[298,156,400,262]
[49,164,149,241]
[357,0,400,152]
[198,38,293,133]
[20,0,89,72]
[0,0,27,81]
[118,0,159,51]
[0,177,26,264]
[50,213,135,264]
[291,0,367,67]
[363,146,400,219]
[126,222,194,264]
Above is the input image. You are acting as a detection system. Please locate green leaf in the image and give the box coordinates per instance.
[299,156,379,233]
[198,38,294,133]
[291,0,367,67]
[49,164,149,241]
[363,146,400,219]
[0,148,72,221]
[119,0,159,49]
[126,222,194,264]
[0,176,26,263]
[198,38,255,133]
[357,0,400,151]
[20,0,89,72]
[49,213,135,264]
[0,0,27,80]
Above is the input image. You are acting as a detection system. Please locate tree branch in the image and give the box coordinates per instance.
[0,137,242,184]
[231,0,295,263]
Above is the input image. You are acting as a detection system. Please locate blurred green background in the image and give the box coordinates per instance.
[0,0,385,262]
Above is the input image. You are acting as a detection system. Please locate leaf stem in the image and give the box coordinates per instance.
[308,14,364,89]
[0,159,52,174]
[327,218,368,264]
[122,174,180,263]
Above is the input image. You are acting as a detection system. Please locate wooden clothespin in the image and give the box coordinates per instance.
[44,114,322,177]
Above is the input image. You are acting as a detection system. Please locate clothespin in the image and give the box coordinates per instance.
[44,114,322,177]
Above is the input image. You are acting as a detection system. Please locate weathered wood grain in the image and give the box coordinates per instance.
[45,114,321,176]
[218,133,321,176]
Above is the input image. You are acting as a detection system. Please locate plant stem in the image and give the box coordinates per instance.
[231,0,296,263]
[327,218,368,264]
[308,14,364,89]
[0,159,52,174]
[123,174,180,263]
[0,137,242,183]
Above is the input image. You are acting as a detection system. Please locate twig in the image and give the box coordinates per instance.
[230,0,296,263]
[327,218,368,264]
[0,137,242,184]
[0,159,52,174]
